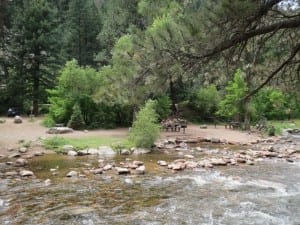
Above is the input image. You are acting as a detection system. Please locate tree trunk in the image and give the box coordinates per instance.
[243,97,251,130]
[32,75,39,116]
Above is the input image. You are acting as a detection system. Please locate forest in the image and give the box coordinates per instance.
[1,0,300,131]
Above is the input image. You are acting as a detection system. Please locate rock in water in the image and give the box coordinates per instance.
[66,171,78,177]
[20,170,34,177]
[15,158,28,167]
[115,167,130,175]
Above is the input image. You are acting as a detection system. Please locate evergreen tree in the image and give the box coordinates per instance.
[8,0,61,115]
[64,0,101,66]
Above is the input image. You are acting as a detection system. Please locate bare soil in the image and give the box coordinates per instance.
[0,117,263,154]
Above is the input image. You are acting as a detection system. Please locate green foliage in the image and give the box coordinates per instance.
[47,59,100,124]
[67,103,86,130]
[42,115,56,128]
[217,69,248,121]
[189,85,220,121]
[154,95,172,120]
[43,136,124,151]
[253,88,289,120]
[43,136,67,150]
[129,100,161,148]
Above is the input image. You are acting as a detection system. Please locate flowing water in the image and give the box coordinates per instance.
[0,150,300,225]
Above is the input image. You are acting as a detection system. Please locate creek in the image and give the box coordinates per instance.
[0,145,299,225]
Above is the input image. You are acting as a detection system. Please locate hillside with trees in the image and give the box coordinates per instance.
[1,0,299,131]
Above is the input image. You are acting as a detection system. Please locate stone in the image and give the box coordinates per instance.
[184,154,194,159]
[185,161,198,169]
[98,146,117,156]
[33,151,44,156]
[67,150,78,156]
[210,158,227,166]
[133,148,151,154]
[174,159,186,163]
[66,171,78,177]
[78,150,89,156]
[15,158,28,167]
[262,151,278,157]
[44,179,51,186]
[286,158,294,163]
[115,167,130,175]
[103,164,113,171]
[200,125,207,129]
[47,127,73,134]
[135,165,146,174]
[20,170,34,177]
[14,116,22,123]
[236,158,246,163]
[19,147,27,153]
[91,168,103,174]
[8,153,21,158]
[87,148,99,155]
[63,145,74,152]
[23,154,34,159]
[0,154,6,159]
[179,142,188,150]
[174,162,186,170]
[120,149,131,155]
[157,160,168,166]
[132,160,144,166]
[211,138,221,144]
[5,171,18,177]
[246,160,255,165]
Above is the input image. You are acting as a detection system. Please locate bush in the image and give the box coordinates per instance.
[43,136,67,150]
[217,69,248,121]
[128,100,161,148]
[189,84,220,121]
[67,103,86,130]
[253,88,288,120]
[42,116,56,127]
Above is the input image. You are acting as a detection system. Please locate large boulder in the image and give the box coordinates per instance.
[14,116,22,124]
[47,127,73,134]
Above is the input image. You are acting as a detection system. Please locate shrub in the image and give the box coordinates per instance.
[189,84,220,121]
[253,88,288,120]
[42,115,56,127]
[217,69,248,121]
[128,100,161,148]
[67,103,86,130]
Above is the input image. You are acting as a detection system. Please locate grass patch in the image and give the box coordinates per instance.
[43,136,124,151]
[268,119,300,135]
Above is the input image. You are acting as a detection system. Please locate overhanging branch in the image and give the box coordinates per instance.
[243,42,300,100]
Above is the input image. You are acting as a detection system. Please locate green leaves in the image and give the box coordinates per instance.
[217,69,248,120]
[129,99,161,148]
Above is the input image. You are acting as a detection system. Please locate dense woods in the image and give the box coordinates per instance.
[0,0,299,129]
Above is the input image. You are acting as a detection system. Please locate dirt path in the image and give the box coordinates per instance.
[0,117,262,154]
